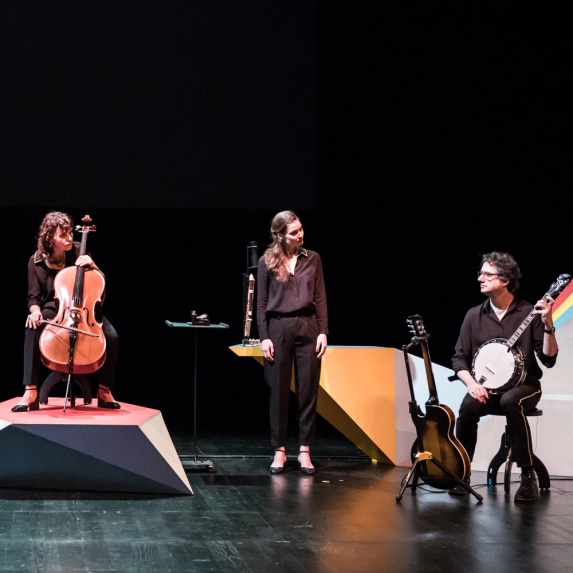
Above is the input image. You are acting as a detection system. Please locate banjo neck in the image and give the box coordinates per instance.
[506,274,573,347]
[507,308,538,348]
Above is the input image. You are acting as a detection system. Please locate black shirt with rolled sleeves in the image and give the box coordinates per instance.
[256,248,328,341]
[451,296,557,389]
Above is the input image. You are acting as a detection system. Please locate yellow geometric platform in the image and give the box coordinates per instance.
[230,345,434,466]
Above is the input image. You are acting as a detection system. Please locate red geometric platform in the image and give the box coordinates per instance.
[0,398,192,495]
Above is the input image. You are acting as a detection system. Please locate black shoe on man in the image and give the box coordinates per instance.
[514,468,539,502]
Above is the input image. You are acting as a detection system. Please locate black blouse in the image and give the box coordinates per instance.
[256,248,328,340]
[27,242,81,312]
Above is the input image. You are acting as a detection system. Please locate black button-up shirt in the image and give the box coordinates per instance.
[27,242,81,313]
[452,296,557,388]
[256,248,328,341]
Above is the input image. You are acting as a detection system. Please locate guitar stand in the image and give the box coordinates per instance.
[396,451,483,502]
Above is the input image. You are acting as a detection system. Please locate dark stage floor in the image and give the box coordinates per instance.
[2,430,573,573]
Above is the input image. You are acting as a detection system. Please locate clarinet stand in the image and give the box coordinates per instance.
[165,320,230,471]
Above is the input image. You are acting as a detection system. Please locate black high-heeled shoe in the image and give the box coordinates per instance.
[97,388,121,409]
[298,449,316,475]
[269,448,287,474]
[11,389,40,413]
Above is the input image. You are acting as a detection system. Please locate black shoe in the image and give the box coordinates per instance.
[11,390,40,412]
[298,450,316,475]
[448,479,470,495]
[269,449,286,474]
[97,396,121,409]
[515,468,539,502]
[97,389,121,409]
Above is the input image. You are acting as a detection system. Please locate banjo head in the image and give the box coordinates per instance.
[472,338,526,394]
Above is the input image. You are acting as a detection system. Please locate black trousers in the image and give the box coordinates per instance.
[456,383,542,468]
[264,315,322,448]
[23,308,119,389]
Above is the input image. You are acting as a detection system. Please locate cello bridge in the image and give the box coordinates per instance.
[69,309,82,324]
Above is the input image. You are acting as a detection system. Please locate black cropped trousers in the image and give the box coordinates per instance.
[23,307,119,389]
[456,383,542,468]
[263,314,322,448]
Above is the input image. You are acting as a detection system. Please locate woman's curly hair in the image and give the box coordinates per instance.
[37,211,73,257]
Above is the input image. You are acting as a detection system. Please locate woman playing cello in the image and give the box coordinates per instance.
[12,211,120,412]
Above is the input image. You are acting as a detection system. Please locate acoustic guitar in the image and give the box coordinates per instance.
[405,315,470,490]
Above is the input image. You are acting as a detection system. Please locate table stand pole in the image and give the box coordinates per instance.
[183,328,214,472]
[165,319,229,472]
[193,330,198,464]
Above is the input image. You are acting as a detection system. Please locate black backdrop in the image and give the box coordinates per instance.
[1,4,571,434]
[0,1,316,210]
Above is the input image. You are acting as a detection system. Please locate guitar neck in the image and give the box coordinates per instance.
[402,344,417,403]
[419,338,440,406]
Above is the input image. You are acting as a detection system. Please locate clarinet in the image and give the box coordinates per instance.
[243,274,255,344]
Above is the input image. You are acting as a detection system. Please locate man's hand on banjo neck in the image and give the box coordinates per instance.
[534,296,558,358]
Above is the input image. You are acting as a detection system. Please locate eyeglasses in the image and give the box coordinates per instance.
[477,271,500,281]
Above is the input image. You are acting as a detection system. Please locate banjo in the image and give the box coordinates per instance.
[472,273,572,394]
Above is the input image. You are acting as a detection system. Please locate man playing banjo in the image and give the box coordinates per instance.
[451,251,558,501]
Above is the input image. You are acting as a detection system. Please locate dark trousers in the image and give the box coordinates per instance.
[23,308,119,389]
[264,315,322,448]
[456,384,541,468]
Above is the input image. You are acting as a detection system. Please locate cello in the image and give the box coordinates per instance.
[39,215,106,409]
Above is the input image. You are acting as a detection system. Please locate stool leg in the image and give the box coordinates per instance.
[39,372,61,405]
[488,432,509,486]
[504,444,513,494]
[533,455,550,490]
[75,376,93,405]
[70,376,76,408]
[491,416,549,493]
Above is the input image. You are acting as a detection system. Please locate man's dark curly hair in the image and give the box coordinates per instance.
[37,211,73,257]
[481,251,522,292]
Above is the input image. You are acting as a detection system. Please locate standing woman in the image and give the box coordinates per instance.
[257,211,328,474]
[12,211,120,412]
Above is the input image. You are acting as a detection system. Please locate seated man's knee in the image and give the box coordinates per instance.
[499,393,520,415]
[459,395,483,421]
